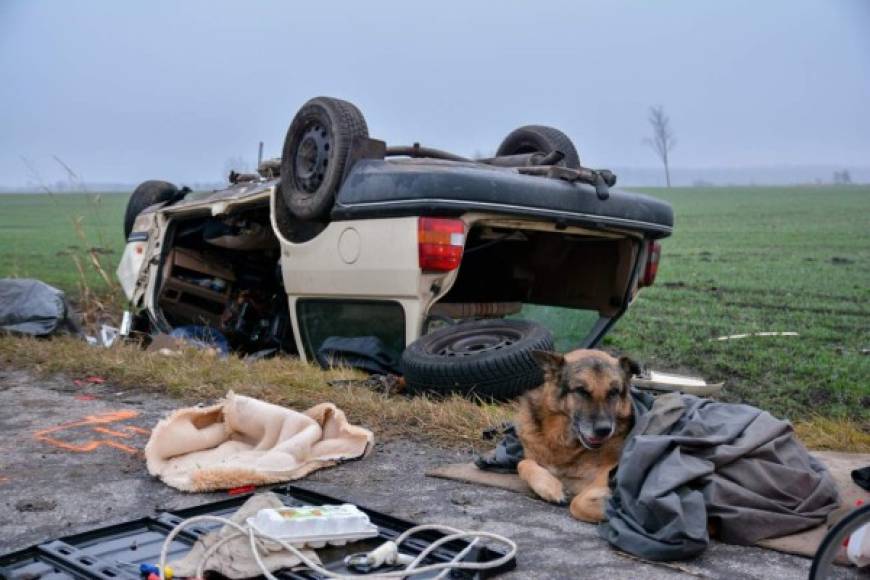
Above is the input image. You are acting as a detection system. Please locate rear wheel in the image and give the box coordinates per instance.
[496,125,581,169]
[401,319,554,400]
[124,180,179,239]
[280,96,368,221]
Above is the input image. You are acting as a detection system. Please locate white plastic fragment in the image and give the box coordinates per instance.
[712,331,799,342]
[848,522,870,567]
[100,325,120,347]
[633,370,724,396]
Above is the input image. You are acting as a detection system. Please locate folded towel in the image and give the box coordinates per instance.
[145,391,373,491]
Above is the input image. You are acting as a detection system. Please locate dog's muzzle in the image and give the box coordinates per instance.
[573,418,614,449]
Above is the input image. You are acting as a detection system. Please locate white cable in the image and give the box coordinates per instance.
[158,513,517,580]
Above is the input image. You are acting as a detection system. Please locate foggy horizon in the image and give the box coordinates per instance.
[2,0,868,188]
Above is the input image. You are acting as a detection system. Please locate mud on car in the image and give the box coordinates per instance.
[117,97,673,399]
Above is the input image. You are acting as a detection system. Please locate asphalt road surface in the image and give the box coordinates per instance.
[0,368,858,579]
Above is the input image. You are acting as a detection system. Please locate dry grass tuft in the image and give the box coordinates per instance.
[794,415,870,452]
[0,336,866,453]
[0,336,514,451]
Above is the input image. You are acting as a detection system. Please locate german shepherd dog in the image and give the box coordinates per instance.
[517,349,640,522]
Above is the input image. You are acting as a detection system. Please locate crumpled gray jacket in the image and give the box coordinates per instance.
[599,392,840,560]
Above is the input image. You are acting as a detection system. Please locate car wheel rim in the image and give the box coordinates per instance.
[294,121,331,193]
[430,327,523,357]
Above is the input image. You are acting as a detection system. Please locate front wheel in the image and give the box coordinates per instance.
[123,180,180,239]
[401,319,554,400]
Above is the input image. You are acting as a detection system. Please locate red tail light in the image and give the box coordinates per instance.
[639,240,661,287]
[418,217,465,272]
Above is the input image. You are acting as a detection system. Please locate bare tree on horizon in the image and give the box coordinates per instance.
[645,105,676,187]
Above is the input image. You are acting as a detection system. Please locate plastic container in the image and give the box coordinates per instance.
[247,504,379,548]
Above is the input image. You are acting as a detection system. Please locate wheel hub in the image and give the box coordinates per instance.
[294,122,331,192]
[433,329,521,357]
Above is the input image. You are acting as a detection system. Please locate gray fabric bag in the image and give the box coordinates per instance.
[0,278,80,336]
[600,393,840,560]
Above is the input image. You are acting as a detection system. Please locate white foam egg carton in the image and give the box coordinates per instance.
[247,504,379,548]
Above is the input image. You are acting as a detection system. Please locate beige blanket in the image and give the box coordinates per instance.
[145,392,373,491]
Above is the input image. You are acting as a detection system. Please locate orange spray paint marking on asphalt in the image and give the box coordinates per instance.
[34,410,150,455]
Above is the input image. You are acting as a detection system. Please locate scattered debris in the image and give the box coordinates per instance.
[15,498,57,512]
[328,374,406,396]
[712,331,799,341]
[146,329,228,358]
[100,324,120,347]
[86,325,121,347]
[633,371,724,397]
[73,376,106,387]
[449,490,475,506]
[613,549,708,578]
[169,325,230,357]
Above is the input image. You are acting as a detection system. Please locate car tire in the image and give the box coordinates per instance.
[280,96,369,221]
[401,319,555,400]
[496,125,581,169]
[124,180,179,239]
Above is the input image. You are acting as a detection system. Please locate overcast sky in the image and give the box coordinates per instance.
[1,0,868,187]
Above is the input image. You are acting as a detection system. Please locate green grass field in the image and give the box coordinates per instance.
[0,192,128,292]
[1,187,868,423]
[603,186,869,421]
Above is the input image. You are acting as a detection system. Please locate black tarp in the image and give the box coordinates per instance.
[0,279,80,337]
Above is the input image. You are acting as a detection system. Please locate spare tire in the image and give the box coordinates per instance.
[124,180,179,239]
[496,125,581,169]
[280,96,368,220]
[401,319,554,400]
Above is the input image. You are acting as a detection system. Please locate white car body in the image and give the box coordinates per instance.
[118,166,671,362]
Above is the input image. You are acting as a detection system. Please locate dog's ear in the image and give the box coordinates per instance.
[532,350,565,383]
[618,355,642,384]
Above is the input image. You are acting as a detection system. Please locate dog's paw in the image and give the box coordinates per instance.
[518,459,567,505]
[569,487,610,522]
[534,481,567,505]
[540,491,568,506]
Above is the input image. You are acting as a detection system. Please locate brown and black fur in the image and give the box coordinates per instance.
[516,349,640,522]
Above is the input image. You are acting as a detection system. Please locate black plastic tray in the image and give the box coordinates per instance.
[0,485,515,580]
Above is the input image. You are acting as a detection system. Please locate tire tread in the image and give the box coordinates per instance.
[402,319,554,400]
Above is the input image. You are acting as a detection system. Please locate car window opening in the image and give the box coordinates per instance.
[296,299,406,362]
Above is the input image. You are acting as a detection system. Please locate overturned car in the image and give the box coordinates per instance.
[117,97,673,399]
